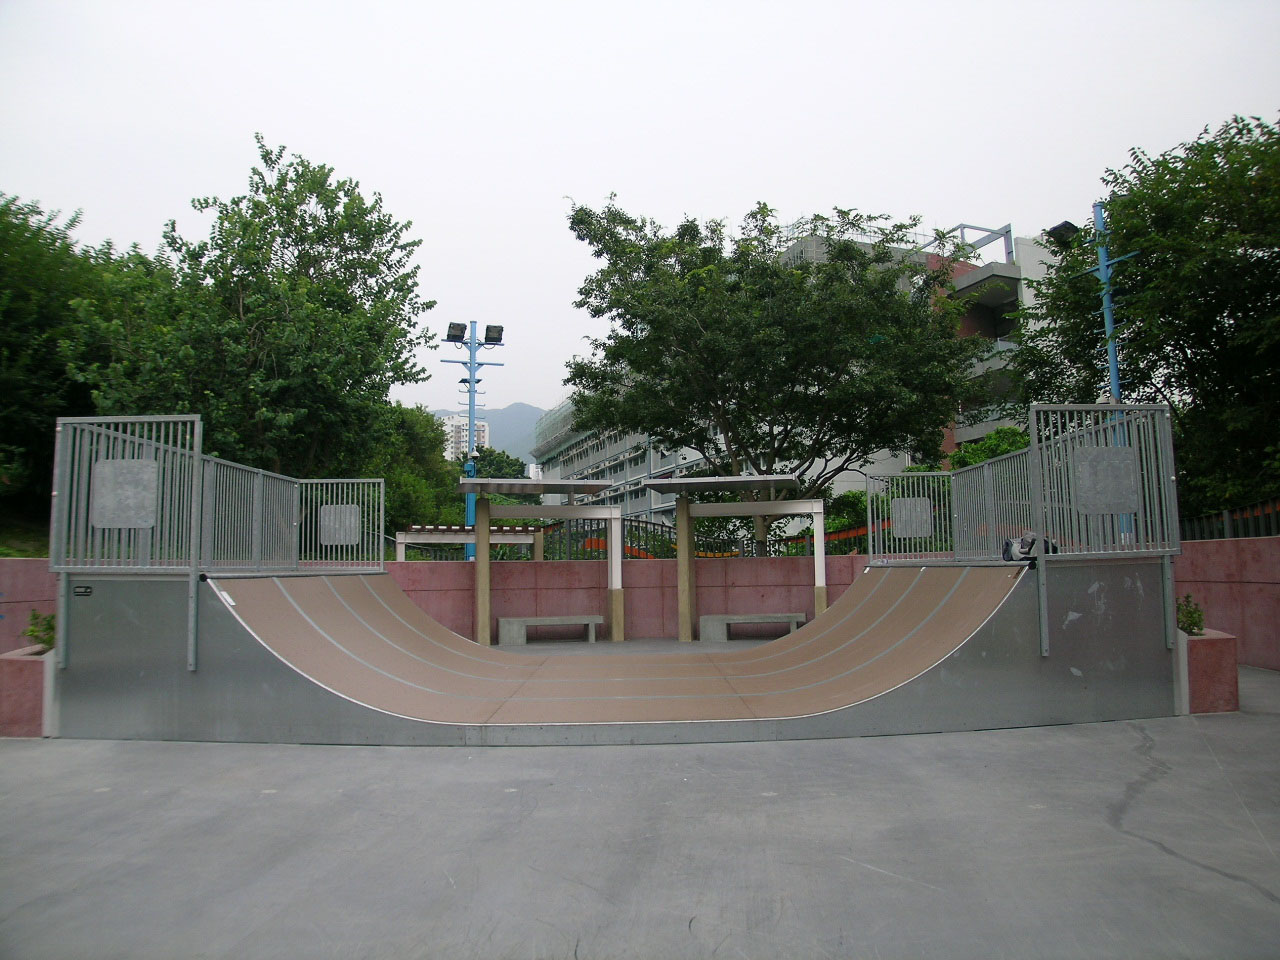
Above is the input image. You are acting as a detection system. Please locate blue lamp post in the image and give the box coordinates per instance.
[1047,203,1137,403]
[442,321,504,559]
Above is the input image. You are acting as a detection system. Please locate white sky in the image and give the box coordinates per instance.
[3,0,1277,413]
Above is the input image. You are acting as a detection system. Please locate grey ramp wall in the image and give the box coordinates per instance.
[55,576,472,746]
[54,561,1174,746]
[789,559,1174,741]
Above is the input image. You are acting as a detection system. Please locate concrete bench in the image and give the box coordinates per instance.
[498,615,604,645]
[699,613,806,642]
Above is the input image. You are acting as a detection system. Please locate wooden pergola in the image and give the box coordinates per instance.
[458,478,618,645]
[458,475,826,645]
[642,475,825,642]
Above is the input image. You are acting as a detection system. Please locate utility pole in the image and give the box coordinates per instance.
[1047,204,1138,403]
[1092,202,1128,403]
[443,322,504,559]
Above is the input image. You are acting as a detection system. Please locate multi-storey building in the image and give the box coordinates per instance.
[531,224,1054,521]
[441,414,489,462]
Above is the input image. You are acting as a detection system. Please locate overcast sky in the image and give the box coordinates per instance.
[3,0,1277,415]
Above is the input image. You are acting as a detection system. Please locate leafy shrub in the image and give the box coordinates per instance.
[21,609,54,651]
[1176,594,1204,636]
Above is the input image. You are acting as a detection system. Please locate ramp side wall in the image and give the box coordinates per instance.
[54,576,472,745]
[53,560,1174,746]
[849,557,1172,734]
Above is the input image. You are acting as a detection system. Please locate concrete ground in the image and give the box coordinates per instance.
[1,670,1277,960]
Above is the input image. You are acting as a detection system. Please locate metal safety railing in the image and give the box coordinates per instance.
[867,472,955,563]
[50,416,384,575]
[1031,405,1178,558]
[1181,496,1280,541]
[299,479,385,570]
[952,448,1033,561]
[200,458,300,572]
[868,404,1180,566]
[50,417,204,573]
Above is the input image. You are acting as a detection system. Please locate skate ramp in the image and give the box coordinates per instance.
[210,566,1020,726]
[54,560,1175,745]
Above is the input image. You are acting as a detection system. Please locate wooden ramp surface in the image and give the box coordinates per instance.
[211,566,1023,727]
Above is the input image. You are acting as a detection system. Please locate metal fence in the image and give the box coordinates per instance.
[1181,496,1280,541]
[868,404,1179,566]
[51,416,384,574]
[536,518,815,561]
[50,417,203,573]
[867,472,955,562]
[952,448,1033,561]
[200,458,300,572]
[1031,405,1178,558]
[299,479,385,570]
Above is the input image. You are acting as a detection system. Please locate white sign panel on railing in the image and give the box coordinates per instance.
[89,459,159,528]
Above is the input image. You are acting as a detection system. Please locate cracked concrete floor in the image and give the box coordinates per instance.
[2,667,1277,960]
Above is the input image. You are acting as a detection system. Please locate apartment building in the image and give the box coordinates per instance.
[531,224,1054,521]
[441,414,490,462]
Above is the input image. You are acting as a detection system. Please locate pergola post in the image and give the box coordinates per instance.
[813,500,827,615]
[463,479,621,644]
[676,495,694,643]
[607,511,625,641]
[474,495,491,645]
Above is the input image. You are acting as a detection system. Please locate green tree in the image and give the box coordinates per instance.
[947,426,1029,470]
[465,445,539,508]
[1011,115,1280,514]
[468,445,529,480]
[566,200,988,546]
[362,404,462,532]
[68,134,435,478]
[0,196,98,512]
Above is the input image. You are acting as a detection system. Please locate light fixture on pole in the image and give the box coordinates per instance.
[1045,220,1079,246]
[442,322,505,560]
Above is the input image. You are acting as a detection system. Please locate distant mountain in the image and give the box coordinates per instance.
[432,402,547,462]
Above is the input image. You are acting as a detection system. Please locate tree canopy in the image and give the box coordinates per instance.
[0,196,98,511]
[1011,115,1280,514]
[566,200,988,509]
[67,134,435,477]
[365,403,462,532]
[947,426,1029,470]
[2,137,464,534]
[468,445,530,479]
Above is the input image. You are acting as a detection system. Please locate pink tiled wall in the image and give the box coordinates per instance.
[0,559,56,654]
[386,555,865,641]
[1187,630,1239,713]
[1174,538,1280,671]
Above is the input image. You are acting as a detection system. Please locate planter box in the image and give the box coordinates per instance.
[1188,628,1239,714]
[0,644,48,737]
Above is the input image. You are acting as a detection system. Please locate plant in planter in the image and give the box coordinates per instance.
[1176,595,1205,636]
[20,610,54,652]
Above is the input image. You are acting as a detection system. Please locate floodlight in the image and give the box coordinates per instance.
[1045,221,1080,246]
[446,322,467,343]
[484,325,504,344]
